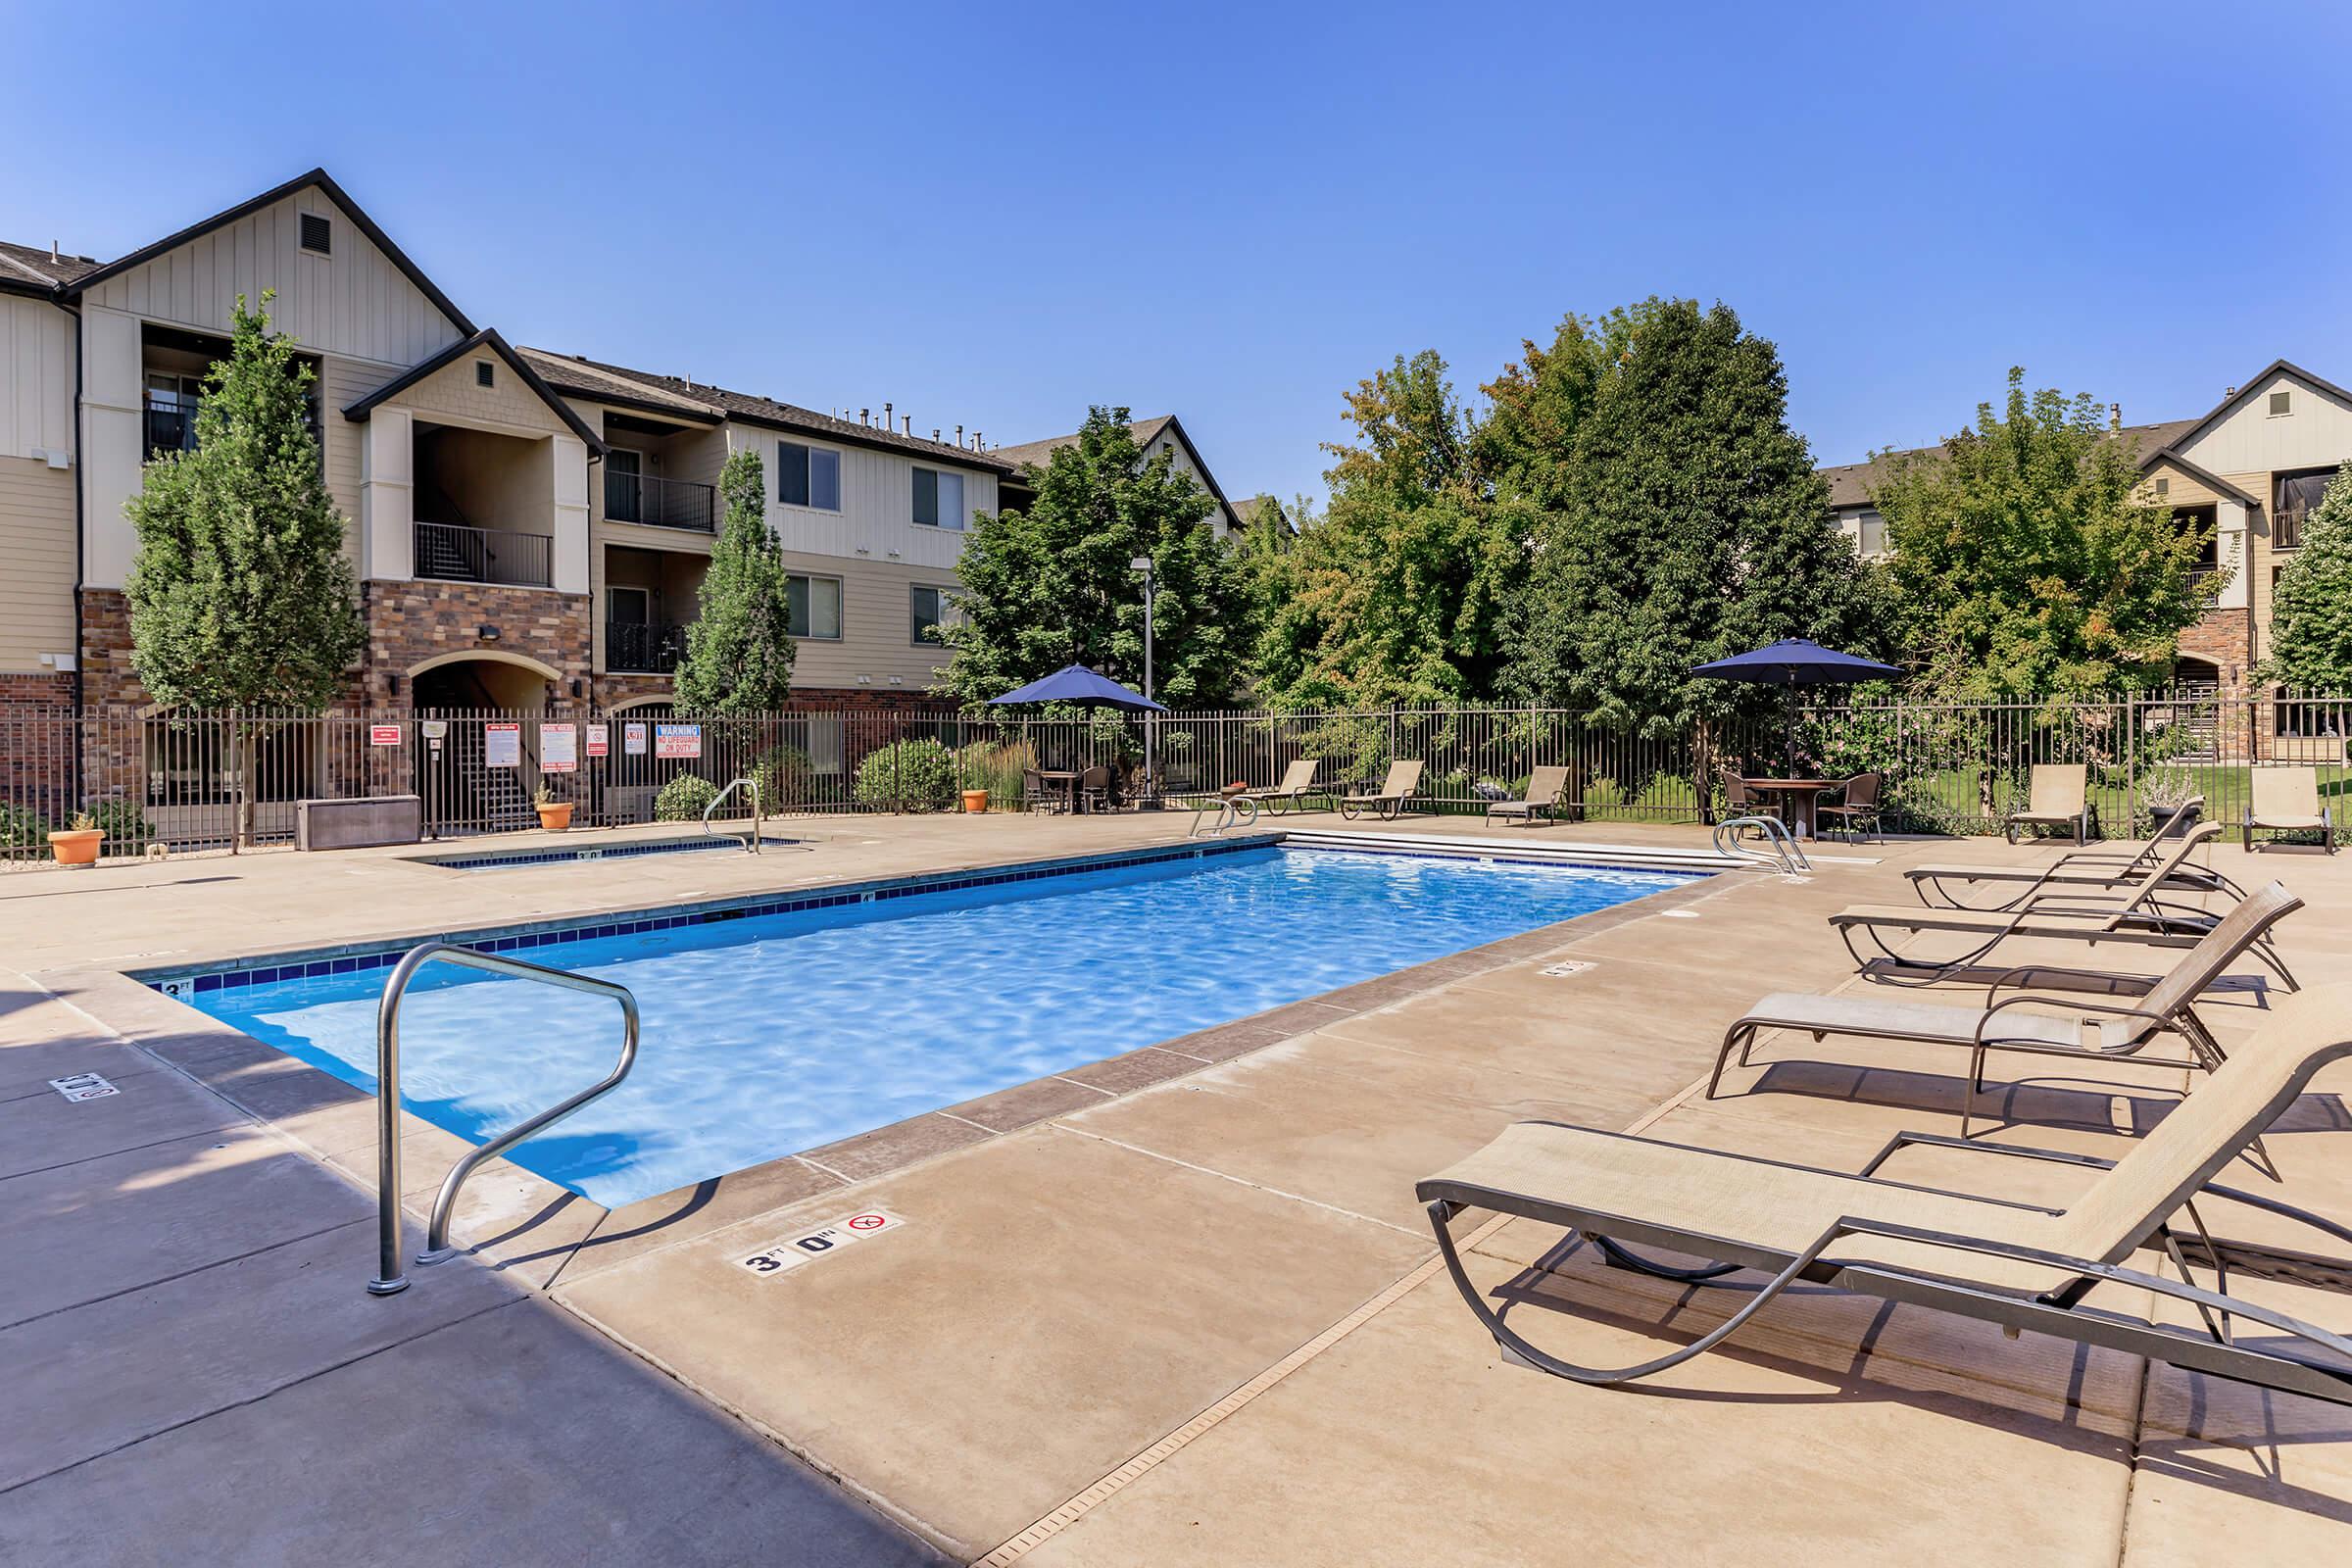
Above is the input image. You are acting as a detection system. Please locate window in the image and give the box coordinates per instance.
[778,442,841,511]
[787,573,843,639]
[2269,389,2292,416]
[910,584,953,646]
[2173,505,2219,574]
[299,213,332,255]
[2275,466,2332,549]
[2152,475,2169,497]
[475,361,495,389]
[912,466,965,530]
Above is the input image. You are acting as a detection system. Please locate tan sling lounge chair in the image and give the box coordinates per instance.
[2246,767,2336,855]
[1714,882,2305,1135]
[1486,764,1580,827]
[1421,982,2352,1401]
[1906,798,2241,910]
[1232,759,1325,815]
[2005,762,2095,846]
[1827,822,2299,990]
[1338,760,1424,821]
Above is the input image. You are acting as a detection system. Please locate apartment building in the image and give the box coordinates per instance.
[994,415,1249,537]
[1819,359,2352,692]
[0,169,1018,724]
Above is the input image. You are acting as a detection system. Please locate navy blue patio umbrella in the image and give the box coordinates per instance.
[1691,638,1903,756]
[986,663,1168,713]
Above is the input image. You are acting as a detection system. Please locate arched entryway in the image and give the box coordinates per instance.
[408,650,563,712]
[405,652,564,834]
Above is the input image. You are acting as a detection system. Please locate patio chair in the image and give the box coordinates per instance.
[1712,881,2304,1136]
[1485,764,1581,828]
[1421,982,2352,1400]
[2005,762,2095,846]
[2245,767,2335,855]
[1827,822,2300,991]
[1905,799,2230,909]
[1020,767,1065,815]
[1233,759,1324,815]
[1075,764,1112,814]
[1717,768,1780,826]
[1813,771,1883,843]
[1338,760,1424,821]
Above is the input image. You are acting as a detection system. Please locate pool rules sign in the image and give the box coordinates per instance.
[735,1210,906,1278]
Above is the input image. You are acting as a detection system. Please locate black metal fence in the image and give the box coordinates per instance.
[3,690,2345,868]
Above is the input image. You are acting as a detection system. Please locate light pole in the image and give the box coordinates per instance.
[1131,555,1155,797]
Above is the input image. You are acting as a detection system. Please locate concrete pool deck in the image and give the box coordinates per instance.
[4,810,2350,1561]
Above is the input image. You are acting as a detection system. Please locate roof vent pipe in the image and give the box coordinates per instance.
[884,401,893,430]
[51,241,61,263]
[956,424,964,447]
[932,427,941,442]
[904,416,911,435]
[2226,386,2236,398]
[2110,403,2121,432]
[860,408,869,425]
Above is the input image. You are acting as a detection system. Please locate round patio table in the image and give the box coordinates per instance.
[1741,778,1838,839]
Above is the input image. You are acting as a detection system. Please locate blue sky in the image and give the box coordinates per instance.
[6,1,2347,506]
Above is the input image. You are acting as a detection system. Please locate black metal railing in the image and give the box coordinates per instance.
[145,395,201,457]
[606,621,688,673]
[605,471,715,532]
[414,521,554,587]
[2277,512,2308,552]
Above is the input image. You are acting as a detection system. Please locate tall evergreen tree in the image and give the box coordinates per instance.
[2261,460,2352,691]
[1503,299,1884,733]
[674,448,796,710]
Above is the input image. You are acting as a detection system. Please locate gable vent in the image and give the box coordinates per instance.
[475,361,495,389]
[299,213,332,255]
[2269,389,2292,416]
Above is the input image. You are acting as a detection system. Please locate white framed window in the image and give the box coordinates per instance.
[910,584,955,646]
[912,466,965,530]
[787,573,844,640]
[778,441,842,511]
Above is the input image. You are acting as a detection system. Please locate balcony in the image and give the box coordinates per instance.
[607,620,688,673]
[606,470,715,532]
[2277,512,2307,552]
[414,521,554,588]
[145,393,202,457]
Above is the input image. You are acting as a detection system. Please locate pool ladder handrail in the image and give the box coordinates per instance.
[703,775,763,853]
[1711,813,1812,874]
[368,940,640,1297]
[1187,793,1259,837]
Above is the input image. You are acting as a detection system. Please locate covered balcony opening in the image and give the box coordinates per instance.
[602,414,716,533]
[412,420,555,587]
[142,322,318,458]
[604,545,707,673]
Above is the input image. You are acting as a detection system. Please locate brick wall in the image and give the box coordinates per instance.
[2179,607,2251,690]
[0,671,74,716]
[363,581,590,707]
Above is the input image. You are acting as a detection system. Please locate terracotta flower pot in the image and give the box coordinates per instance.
[535,803,574,831]
[49,828,103,868]
[961,789,991,814]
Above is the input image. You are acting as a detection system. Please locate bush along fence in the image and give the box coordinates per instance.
[1,688,2345,867]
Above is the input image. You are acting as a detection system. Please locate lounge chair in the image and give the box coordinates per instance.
[1486,764,1580,827]
[1712,881,2304,1135]
[2005,762,2095,846]
[1906,799,2240,909]
[2246,767,2335,855]
[1420,982,2352,1400]
[1338,760,1424,821]
[1826,822,2300,990]
[1233,759,1324,815]
[1813,771,1883,843]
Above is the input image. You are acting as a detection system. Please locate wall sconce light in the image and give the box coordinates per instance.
[478,625,501,644]
[569,678,583,698]
[386,673,402,697]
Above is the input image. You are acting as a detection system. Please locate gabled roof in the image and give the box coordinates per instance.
[0,238,101,295]
[342,327,607,456]
[1820,417,2199,509]
[995,414,1242,529]
[2152,359,2352,458]
[57,168,475,337]
[2138,447,2262,509]
[515,347,724,425]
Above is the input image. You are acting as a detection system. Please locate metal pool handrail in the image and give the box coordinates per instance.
[703,775,763,853]
[1185,793,1259,837]
[1711,814,1812,874]
[367,940,640,1297]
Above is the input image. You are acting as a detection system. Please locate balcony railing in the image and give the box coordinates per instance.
[145,394,201,457]
[2277,512,2307,552]
[607,620,688,673]
[414,521,554,588]
[606,471,715,532]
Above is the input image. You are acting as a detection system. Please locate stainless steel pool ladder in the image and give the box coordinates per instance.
[1187,794,1259,837]
[1710,813,1811,874]
[704,775,763,853]
[368,940,640,1297]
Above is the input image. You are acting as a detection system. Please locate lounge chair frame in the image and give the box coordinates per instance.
[1485,764,1579,828]
[2004,762,2096,847]
[1909,800,2241,910]
[2244,766,2337,856]
[1338,760,1424,822]
[1231,759,1327,816]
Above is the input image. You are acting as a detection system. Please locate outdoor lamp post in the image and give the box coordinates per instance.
[1131,555,1155,795]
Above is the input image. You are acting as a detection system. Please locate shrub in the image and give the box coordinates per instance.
[81,799,153,849]
[956,738,1034,804]
[853,738,957,810]
[1,804,52,848]
[655,772,720,821]
[751,745,816,810]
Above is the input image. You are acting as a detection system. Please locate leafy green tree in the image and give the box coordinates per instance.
[675,448,796,711]
[1470,302,1660,510]
[124,292,365,846]
[1503,299,1886,734]
[1875,368,2208,699]
[1250,354,1519,710]
[938,408,1246,707]
[2261,460,2352,691]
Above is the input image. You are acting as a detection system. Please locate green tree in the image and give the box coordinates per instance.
[675,448,796,711]
[1875,368,2208,699]
[2261,460,2352,690]
[1503,299,1885,734]
[1250,353,1519,710]
[123,292,365,846]
[938,408,1246,707]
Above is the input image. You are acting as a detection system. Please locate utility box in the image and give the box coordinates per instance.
[296,795,422,851]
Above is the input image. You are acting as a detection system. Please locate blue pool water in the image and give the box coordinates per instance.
[185,847,1694,1206]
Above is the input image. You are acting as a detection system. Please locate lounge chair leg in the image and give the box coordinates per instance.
[1707,1028,1745,1099]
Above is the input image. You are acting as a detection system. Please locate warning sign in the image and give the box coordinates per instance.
[368,723,403,748]
[624,722,648,757]
[735,1210,906,1277]
[483,722,521,769]
[540,722,578,773]
[586,722,610,759]
[655,722,702,760]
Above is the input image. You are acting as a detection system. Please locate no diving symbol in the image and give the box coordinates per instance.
[846,1212,888,1232]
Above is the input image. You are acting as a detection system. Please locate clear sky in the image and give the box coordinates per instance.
[5,1,2347,506]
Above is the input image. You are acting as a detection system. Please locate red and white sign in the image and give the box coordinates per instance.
[585,722,610,759]
[623,722,648,757]
[368,723,403,748]
[483,721,521,769]
[655,722,702,760]
[539,722,578,773]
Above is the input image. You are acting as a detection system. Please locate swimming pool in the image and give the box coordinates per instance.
[176,845,1697,1206]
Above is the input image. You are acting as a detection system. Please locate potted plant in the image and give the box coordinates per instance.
[2138,766,2201,837]
[49,810,103,869]
[960,786,991,814]
[533,783,574,832]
